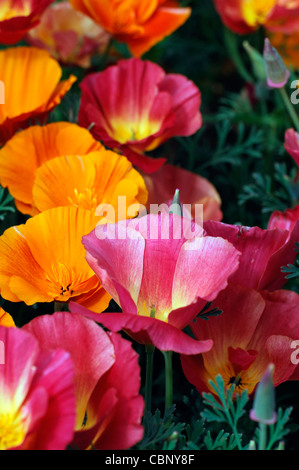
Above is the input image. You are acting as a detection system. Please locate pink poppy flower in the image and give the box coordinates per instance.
[203,219,299,291]
[70,212,240,354]
[181,284,299,396]
[78,58,202,173]
[0,325,76,450]
[24,312,144,450]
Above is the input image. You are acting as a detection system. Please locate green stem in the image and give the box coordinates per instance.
[223,26,254,83]
[279,87,299,133]
[144,345,155,414]
[258,423,268,450]
[222,405,243,450]
[163,351,173,414]
[218,385,243,450]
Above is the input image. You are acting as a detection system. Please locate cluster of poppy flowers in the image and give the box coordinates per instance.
[0,0,299,451]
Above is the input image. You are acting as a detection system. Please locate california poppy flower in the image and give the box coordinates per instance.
[0,324,76,449]
[24,312,144,450]
[143,163,223,222]
[0,0,55,45]
[78,58,202,173]
[0,206,111,313]
[0,307,15,327]
[213,0,299,35]
[70,212,240,354]
[26,2,111,68]
[31,151,148,217]
[181,284,299,396]
[0,122,103,215]
[69,0,191,57]
[0,47,76,145]
[203,219,299,291]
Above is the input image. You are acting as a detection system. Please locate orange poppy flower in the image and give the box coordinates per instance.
[69,0,191,57]
[0,47,76,144]
[32,151,148,218]
[267,29,299,69]
[0,122,103,215]
[0,206,111,313]
[0,307,15,327]
[0,0,55,45]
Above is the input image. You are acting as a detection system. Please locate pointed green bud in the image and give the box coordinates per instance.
[169,189,182,216]
[263,38,290,89]
[250,364,277,425]
[243,41,267,82]
[277,441,285,450]
[248,440,256,450]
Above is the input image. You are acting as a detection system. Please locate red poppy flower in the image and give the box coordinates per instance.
[0,0,55,45]
[213,0,299,35]
[78,58,202,173]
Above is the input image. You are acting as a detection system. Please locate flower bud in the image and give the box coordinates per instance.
[263,38,290,88]
[169,189,183,216]
[243,41,267,82]
[250,364,277,425]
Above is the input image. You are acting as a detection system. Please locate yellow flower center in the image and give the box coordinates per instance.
[48,261,76,301]
[0,411,26,450]
[205,361,259,397]
[138,302,170,323]
[0,1,31,21]
[241,0,276,27]
[68,188,98,211]
[110,117,161,144]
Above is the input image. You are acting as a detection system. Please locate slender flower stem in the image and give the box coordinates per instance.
[144,345,155,414]
[163,351,173,414]
[279,87,299,133]
[258,422,268,450]
[223,26,254,83]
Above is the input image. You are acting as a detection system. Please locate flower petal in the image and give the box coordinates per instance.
[69,303,213,354]
[24,312,115,430]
